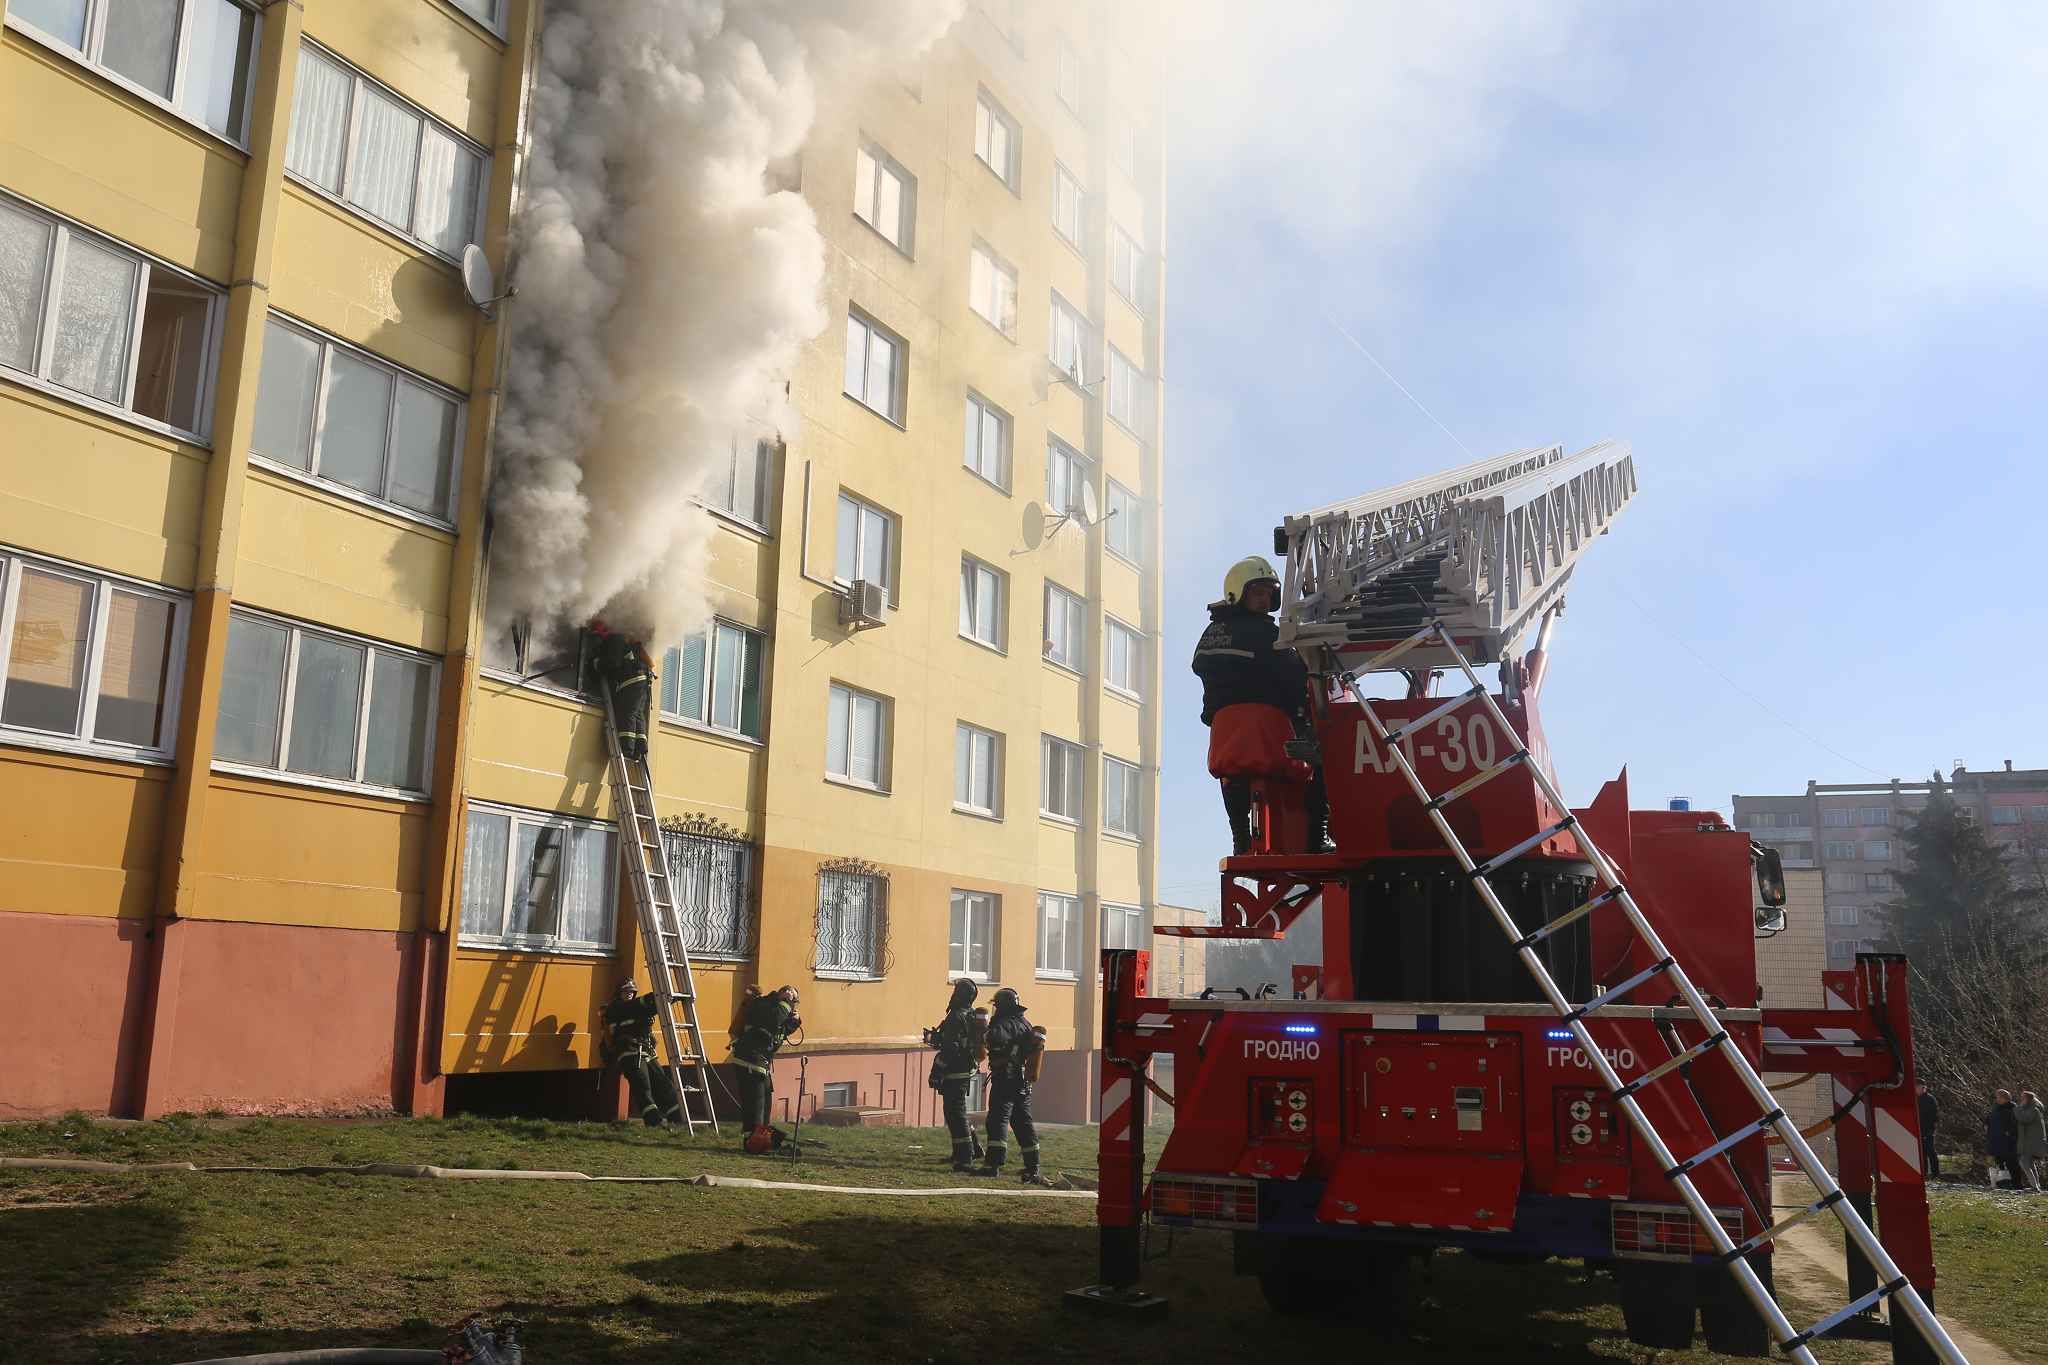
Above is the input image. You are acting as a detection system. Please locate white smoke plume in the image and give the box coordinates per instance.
[489,0,961,648]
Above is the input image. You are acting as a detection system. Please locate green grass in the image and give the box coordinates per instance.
[0,1116,2028,1364]
[1923,1183,2048,1359]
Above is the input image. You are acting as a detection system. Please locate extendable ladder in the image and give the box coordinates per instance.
[601,691,719,1135]
[1348,618,1965,1365]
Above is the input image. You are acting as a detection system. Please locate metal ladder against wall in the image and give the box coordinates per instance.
[1346,618,1965,1365]
[600,690,719,1135]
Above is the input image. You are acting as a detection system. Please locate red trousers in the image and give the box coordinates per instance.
[1207,703,1309,781]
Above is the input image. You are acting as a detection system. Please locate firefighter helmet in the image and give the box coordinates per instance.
[616,979,639,999]
[949,978,978,1009]
[992,987,1024,1013]
[1223,556,1281,605]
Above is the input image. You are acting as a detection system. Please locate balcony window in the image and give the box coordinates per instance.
[1104,755,1142,836]
[1103,901,1143,951]
[8,0,258,141]
[1041,734,1083,820]
[854,142,915,253]
[1043,582,1085,671]
[660,620,766,741]
[1106,617,1143,698]
[459,804,617,951]
[1106,479,1143,562]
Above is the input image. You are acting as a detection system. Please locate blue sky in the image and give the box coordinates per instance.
[1154,3,2048,911]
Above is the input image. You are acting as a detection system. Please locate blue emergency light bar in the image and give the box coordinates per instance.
[1545,1028,1574,1041]
[1283,1024,1318,1036]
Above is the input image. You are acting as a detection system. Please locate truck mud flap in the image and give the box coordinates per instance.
[1232,1143,1312,1181]
[1316,1151,1523,1232]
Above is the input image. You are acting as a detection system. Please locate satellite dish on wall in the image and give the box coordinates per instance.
[461,244,516,317]
[1075,482,1100,529]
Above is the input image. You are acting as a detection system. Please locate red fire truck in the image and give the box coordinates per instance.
[1069,446,1965,1364]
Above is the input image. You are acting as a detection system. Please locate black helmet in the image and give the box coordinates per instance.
[992,987,1023,1013]
[948,978,978,1009]
[616,979,639,999]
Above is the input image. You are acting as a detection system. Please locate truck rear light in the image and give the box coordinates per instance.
[1151,1175,1259,1228]
[1611,1203,1742,1261]
[1252,1078,1314,1140]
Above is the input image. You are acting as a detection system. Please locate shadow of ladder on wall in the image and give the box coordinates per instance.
[601,687,720,1134]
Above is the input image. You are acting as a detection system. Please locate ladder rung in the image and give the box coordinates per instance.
[1615,1030,1729,1099]
[1785,1277,1910,1352]
[1514,885,1622,950]
[1357,618,1443,675]
[1473,815,1578,878]
[1384,684,1485,745]
[1666,1107,1784,1179]
[1719,1189,1846,1265]
[1563,956,1673,1023]
[1426,750,1529,810]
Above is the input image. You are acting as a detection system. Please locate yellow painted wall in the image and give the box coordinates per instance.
[235,471,454,652]
[0,750,168,920]
[192,775,428,932]
[0,30,244,282]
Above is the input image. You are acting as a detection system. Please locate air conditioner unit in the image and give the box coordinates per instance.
[839,579,887,629]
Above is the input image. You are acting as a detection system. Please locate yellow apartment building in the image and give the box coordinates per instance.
[0,0,1165,1126]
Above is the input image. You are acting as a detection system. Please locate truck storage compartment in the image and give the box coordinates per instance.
[1352,859,1595,1003]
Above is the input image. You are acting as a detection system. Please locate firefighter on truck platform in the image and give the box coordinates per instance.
[925,978,989,1172]
[1191,555,1327,853]
[979,988,1052,1185]
[729,984,801,1152]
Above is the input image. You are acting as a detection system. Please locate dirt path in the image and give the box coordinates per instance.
[1771,1206,2019,1365]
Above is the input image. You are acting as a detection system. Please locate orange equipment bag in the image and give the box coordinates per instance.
[1207,702,1309,781]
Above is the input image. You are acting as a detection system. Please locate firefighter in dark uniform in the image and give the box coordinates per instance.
[1190,555,1326,852]
[729,984,800,1148]
[591,620,656,761]
[979,988,1051,1185]
[925,978,985,1171]
[602,980,682,1127]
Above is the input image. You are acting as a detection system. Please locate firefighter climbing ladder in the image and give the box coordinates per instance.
[1344,617,1965,1365]
[601,691,719,1134]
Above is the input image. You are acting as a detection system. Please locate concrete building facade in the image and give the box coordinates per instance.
[1732,761,2048,972]
[0,0,1165,1125]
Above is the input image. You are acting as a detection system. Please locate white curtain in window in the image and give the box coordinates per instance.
[100,0,181,97]
[348,85,423,229]
[50,239,138,404]
[0,204,53,372]
[415,125,480,257]
[461,810,510,938]
[559,826,613,945]
[286,48,353,193]
[251,320,321,469]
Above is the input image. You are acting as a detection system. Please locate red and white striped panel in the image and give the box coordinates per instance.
[1101,1069,1134,1146]
[1873,1103,1923,1184]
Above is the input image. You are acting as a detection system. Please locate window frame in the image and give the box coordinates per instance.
[1043,580,1085,673]
[212,606,441,799]
[853,139,916,255]
[1822,808,1854,827]
[959,555,1008,653]
[1103,754,1142,837]
[1864,871,1893,892]
[1105,478,1143,564]
[1052,162,1086,248]
[954,720,1003,818]
[660,819,759,961]
[1105,616,1144,700]
[962,390,1012,491]
[1037,890,1082,979]
[1054,34,1085,116]
[1040,732,1084,823]
[5,0,262,148]
[973,87,1020,189]
[441,0,507,35]
[1991,805,2022,825]
[659,618,768,744]
[1857,806,1890,826]
[1110,223,1143,308]
[1045,436,1090,518]
[968,239,1020,339]
[843,307,907,425]
[1102,901,1143,951]
[0,189,226,443]
[1863,839,1892,861]
[1048,291,1089,379]
[949,889,1000,980]
[0,546,189,764]
[1107,344,1143,432]
[457,799,619,954]
[282,39,493,266]
[1822,840,1857,860]
[702,437,774,531]
[833,491,897,599]
[815,865,888,979]
[249,312,466,526]
[824,681,891,793]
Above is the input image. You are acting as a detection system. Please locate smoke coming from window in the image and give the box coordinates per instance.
[489,0,960,649]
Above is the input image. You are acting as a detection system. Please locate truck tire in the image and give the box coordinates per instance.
[1616,1260,1697,1350]
[1699,1254,1773,1357]
[1255,1238,1324,1315]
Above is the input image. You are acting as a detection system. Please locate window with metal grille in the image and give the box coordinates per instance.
[660,817,757,960]
[816,862,888,978]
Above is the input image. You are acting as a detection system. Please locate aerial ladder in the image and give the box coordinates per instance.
[1077,443,1965,1363]
[600,686,720,1134]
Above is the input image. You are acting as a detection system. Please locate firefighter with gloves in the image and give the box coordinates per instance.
[602,980,683,1128]
[729,984,801,1152]
[589,620,656,761]
[978,988,1051,1185]
[924,978,988,1171]
[1190,555,1327,853]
